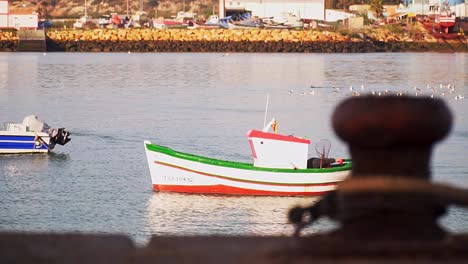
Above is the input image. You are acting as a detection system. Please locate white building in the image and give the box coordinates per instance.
[218,0,326,21]
[0,0,8,27]
[326,9,356,22]
[400,0,466,18]
[0,0,38,29]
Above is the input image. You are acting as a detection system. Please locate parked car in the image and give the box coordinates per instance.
[38,20,52,29]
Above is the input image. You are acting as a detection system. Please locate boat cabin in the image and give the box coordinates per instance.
[246,122,310,169]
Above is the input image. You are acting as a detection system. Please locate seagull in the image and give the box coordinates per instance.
[288,90,294,95]
[360,84,365,91]
[349,85,354,91]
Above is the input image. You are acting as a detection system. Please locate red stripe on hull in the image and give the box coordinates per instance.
[438,22,455,28]
[153,184,333,196]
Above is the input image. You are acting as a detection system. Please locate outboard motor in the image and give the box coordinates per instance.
[46,128,71,149]
[51,128,71,146]
[22,115,71,150]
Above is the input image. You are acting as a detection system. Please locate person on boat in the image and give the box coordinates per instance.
[125,17,134,28]
[262,118,277,133]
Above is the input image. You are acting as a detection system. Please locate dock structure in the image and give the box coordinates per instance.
[16,29,45,52]
[1,96,468,263]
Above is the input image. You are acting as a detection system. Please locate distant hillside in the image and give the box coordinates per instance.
[7,0,217,19]
[7,0,402,19]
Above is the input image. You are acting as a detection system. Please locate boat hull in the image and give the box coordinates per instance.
[0,133,50,154]
[144,141,351,196]
[437,16,456,28]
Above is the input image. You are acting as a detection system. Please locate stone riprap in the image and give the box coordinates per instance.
[1,27,467,52]
[0,31,18,52]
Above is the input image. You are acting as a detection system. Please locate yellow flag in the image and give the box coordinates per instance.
[271,120,278,133]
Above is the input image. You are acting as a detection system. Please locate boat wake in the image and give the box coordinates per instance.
[71,130,135,143]
[453,130,468,139]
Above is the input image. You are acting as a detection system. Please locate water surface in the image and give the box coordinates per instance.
[0,52,467,244]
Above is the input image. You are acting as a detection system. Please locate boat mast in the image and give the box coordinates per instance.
[126,0,129,17]
[263,94,270,128]
[84,0,87,17]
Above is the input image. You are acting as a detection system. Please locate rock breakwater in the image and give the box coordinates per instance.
[1,26,467,52]
[0,31,18,52]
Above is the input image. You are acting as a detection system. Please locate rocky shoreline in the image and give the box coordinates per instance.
[1,25,467,52]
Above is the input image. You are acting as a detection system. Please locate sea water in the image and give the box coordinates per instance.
[0,52,467,245]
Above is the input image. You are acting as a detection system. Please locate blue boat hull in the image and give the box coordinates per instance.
[0,134,50,154]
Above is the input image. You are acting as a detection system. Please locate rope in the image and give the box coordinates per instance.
[289,177,468,237]
[338,176,468,205]
[34,132,50,150]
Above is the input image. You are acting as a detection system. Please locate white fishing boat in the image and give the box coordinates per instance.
[144,118,351,196]
[0,115,71,154]
[264,12,304,29]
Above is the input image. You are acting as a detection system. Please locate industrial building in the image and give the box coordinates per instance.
[218,0,326,21]
[402,0,467,17]
[0,0,38,29]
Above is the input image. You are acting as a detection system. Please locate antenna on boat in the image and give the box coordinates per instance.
[315,139,331,169]
[263,93,270,128]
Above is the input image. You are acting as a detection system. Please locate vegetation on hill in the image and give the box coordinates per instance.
[7,0,400,20]
[7,0,218,19]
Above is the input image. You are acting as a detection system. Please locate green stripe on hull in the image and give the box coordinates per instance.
[145,143,352,173]
[157,161,341,186]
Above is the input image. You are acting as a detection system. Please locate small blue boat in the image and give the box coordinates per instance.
[0,115,71,154]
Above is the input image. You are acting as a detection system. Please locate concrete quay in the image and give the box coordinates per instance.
[1,233,468,263]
